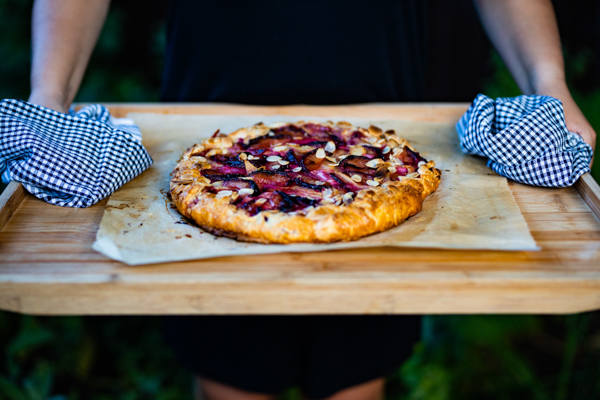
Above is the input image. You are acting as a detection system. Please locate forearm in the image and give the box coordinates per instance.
[29,0,110,112]
[474,0,596,151]
[474,0,565,95]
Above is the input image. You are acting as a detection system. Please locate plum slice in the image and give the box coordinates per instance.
[248,170,290,190]
[221,179,259,195]
[299,140,329,147]
[398,147,424,167]
[282,186,323,199]
[331,173,364,192]
[284,149,301,164]
[362,145,383,159]
[246,134,292,149]
[292,177,324,191]
[237,190,318,216]
[301,149,324,171]
[271,124,304,135]
[347,130,365,145]
[275,191,319,213]
[339,155,377,176]
[209,154,245,169]
[202,170,244,182]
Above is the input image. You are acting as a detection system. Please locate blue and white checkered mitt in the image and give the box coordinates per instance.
[456,94,593,187]
[0,99,153,207]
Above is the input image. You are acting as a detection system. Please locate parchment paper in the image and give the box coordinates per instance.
[93,114,539,265]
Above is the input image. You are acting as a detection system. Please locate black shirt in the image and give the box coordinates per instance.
[161,0,427,104]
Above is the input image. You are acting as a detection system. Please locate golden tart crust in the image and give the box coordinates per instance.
[169,121,441,244]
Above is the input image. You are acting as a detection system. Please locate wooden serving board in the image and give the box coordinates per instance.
[1,103,600,316]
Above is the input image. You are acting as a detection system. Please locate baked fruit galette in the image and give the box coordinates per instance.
[169,121,441,243]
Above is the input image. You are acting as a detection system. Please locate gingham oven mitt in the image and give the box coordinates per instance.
[0,99,153,207]
[456,94,593,187]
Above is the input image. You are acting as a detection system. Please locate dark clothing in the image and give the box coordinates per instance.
[165,315,421,398]
[162,1,425,397]
[161,0,427,104]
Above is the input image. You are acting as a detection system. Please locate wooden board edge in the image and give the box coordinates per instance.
[574,173,600,222]
[0,181,26,231]
[2,282,600,315]
[77,102,471,120]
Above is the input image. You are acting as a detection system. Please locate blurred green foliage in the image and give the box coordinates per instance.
[2,312,599,400]
[0,313,193,400]
[2,1,600,400]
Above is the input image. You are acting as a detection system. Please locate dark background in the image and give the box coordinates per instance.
[1,1,600,399]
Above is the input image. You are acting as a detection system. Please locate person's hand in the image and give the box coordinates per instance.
[28,90,68,114]
[548,90,596,152]
[537,82,596,150]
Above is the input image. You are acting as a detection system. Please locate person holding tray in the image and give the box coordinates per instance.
[27,1,595,399]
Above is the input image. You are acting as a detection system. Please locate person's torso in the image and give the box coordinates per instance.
[161,0,427,104]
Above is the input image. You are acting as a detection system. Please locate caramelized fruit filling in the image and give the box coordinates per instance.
[198,124,427,216]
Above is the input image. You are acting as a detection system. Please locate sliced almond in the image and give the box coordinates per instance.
[375,165,388,177]
[296,145,315,152]
[342,192,354,205]
[238,188,254,195]
[350,146,366,156]
[418,161,426,167]
[368,125,383,135]
[278,160,290,165]
[239,153,248,160]
[244,160,258,173]
[247,155,259,160]
[325,156,337,163]
[192,156,208,162]
[205,149,218,158]
[315,148,326,159]
[255,198,267,205]
[315,181,326,185]
[211,181,224,187]
[324,141,336,153]
[273,145,288,152]
[366,180,379,187]
[351,174,362,182]
[216,190,233,198]
[266,155,282,162]
[271,164,281,170]
[382,146,391,154]
[292,167,302,172]
[365,158,384,168]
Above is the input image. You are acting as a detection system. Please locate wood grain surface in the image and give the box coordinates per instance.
[1,103,600,316]
[0,181,25,231]
[575,173,600,222]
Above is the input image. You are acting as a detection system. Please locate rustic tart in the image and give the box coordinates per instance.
[169,121,441,243]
